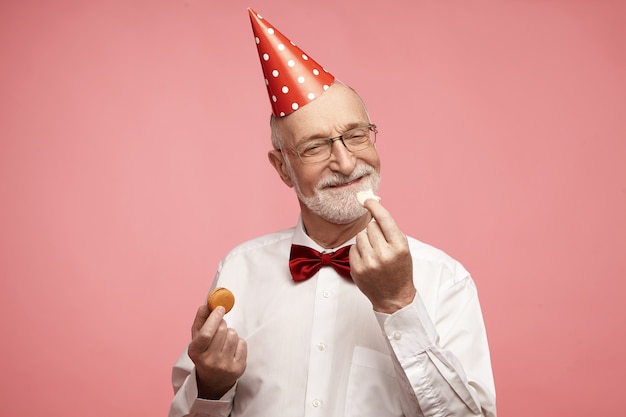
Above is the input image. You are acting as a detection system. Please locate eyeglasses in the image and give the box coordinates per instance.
[283,124,378,164]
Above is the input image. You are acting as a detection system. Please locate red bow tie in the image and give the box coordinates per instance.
[289,244,352,282]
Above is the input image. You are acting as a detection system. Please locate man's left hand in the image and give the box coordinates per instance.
[350,198,416,314]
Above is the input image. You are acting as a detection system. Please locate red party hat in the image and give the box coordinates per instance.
[248,8,335,117]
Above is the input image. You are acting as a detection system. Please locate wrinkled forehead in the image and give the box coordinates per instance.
[276,83,370,146]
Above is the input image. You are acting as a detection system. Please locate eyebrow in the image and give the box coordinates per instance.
[299,122,368,142]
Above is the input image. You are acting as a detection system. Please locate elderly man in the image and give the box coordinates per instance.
[169,9,496,417]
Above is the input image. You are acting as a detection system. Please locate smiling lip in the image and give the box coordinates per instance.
[326,177,362,189]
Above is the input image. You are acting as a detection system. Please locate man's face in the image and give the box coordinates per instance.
[273,83,381,224]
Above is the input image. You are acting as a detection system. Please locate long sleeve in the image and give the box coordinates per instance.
[375,276,496,417]
[168,224,496,416]
[169,346,236,417]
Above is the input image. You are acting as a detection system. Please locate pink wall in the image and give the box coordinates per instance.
[1,1,624,415]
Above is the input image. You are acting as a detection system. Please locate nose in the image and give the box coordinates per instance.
[327,139,357,174]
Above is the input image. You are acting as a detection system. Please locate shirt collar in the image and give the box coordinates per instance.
[292,216,358,253]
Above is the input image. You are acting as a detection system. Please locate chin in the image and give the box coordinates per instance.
[312,198,369,225]
[325,212,368,225]
[298,171,380,224]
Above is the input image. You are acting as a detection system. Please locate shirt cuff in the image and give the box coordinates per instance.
[187,369,237,417]
[374,293,439,362]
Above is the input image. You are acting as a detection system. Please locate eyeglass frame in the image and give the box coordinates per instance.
[280,123,378,164]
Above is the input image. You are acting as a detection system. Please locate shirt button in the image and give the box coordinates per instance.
[322,290,331,298]
[312,399,322,407]
[316,342,327,351]
[393,331,402,340]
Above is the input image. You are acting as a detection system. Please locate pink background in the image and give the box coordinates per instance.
[1,0,625,415]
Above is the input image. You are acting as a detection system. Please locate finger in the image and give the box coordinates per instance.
[221,328,241,355]
[363,217,387,249]
[351,230,372,267]
[350,226,389,273]
[208,319,230,351]
[234,338,248,368]
[192,304,211,337]
[192,307,226,350]
[362,199,404,244]
[352,230,369,252]
[212,336,247,377]
[352,216,387,254]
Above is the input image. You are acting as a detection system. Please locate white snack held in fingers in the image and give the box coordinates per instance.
[356,189,381,206]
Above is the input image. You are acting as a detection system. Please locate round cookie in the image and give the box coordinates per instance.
[207,287,235,313]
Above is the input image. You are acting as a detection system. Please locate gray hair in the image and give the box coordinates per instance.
[269,114,283,150]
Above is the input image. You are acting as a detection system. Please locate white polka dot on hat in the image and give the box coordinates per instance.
[248,8,335,117]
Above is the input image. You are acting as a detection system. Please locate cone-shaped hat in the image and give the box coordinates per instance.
[248,8,335,117]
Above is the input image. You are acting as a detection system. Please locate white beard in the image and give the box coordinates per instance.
[286,162,381,224]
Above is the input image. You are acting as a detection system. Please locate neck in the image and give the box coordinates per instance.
[300,210,371,249]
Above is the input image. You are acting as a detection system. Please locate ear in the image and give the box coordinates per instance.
[268,149,294,188]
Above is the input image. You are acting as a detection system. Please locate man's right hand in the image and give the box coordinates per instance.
[188,304,247,400]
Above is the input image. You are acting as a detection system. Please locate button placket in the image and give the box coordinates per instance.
[304,268,340,416]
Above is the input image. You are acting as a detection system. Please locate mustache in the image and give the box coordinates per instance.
[316,164,376,189]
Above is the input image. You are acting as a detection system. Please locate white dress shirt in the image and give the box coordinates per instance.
[169,218,496,417]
